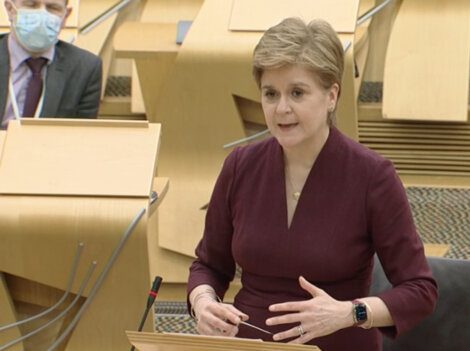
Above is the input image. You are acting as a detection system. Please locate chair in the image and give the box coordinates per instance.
[371,256,470,351]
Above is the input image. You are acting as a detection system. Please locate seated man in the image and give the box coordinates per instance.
[0,0,102,130]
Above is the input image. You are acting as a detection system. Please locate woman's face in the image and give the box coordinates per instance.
[260,64,338,151]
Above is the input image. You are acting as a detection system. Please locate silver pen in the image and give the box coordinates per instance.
[239,321,273,335]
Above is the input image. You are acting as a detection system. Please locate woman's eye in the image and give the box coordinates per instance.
[264,90,277,99]
[292,89,304,98]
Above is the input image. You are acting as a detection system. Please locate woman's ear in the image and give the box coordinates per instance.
[328,83,340,110]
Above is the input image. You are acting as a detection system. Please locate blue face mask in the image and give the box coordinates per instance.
[12,6,63,53]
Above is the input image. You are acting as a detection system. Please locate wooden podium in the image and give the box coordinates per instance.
[0,119,167,350]
[126,331,320,351]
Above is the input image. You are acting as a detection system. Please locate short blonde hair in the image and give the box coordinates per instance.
[252,17,344,124]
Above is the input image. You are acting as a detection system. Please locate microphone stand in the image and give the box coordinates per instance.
[130,276,163,351]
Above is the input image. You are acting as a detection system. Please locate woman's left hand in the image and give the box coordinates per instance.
[266,276,354,344]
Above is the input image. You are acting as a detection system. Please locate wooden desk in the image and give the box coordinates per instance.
[0,120,166,350]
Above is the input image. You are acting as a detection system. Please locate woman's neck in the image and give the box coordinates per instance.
[283,127,330,169]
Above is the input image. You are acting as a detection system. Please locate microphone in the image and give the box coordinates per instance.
[130,276,163,351]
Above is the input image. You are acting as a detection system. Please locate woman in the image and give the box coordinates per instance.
[187,17,437,351]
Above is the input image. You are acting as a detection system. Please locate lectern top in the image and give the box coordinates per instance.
[0,119,160,197]
[126,331,321,351]
[229,0,360,34]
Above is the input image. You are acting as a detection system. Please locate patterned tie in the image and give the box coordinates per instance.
[23,57,48,117]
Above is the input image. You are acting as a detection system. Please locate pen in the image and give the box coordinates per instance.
[239,321,273,335]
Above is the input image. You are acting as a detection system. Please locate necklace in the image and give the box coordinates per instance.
[285,165,302,201]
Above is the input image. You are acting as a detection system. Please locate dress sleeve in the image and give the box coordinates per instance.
[187,148,239,300]
[366,158,438,338]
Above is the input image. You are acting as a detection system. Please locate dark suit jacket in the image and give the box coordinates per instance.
[0,33,102,121]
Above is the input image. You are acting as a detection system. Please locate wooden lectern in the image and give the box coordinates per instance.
[126,331,321,351]
[0,119,167,350]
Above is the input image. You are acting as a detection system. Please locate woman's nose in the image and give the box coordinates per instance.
[275,95,292,114]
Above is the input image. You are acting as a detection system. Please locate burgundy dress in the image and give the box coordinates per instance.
[188,127,437,351]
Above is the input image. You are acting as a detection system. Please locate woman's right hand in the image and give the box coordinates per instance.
[193,296,248,337]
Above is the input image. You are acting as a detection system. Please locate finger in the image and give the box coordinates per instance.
[299,276,325,298]
[288,332,313,345]
[223,304,249,323]
[205,312,239,334]
[266,312,301,326]
[272,325,306,342]
[269,301,304,313]
[197,321,219,336]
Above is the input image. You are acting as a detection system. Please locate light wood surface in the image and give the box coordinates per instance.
[65,0,80,27]
[383,0,470,121]
[400,174,470,188]
[140,0,204,23]
[358,113,470,177]
[0,119,159,197]
[362,0,402,82]
[0,273,23,351]
[132,62,146,113]
[114,22,180,59]
[130,0,204,113]
[126,331,321,351]
[0,4,9,26]
[0,120,172,350]
[229,0,359,33]
[114,0,364,260]
[0,131,5,159]
[423,244,450,257]
[77,0,116,27]
[74,13,117,56]
[0,196,152,350]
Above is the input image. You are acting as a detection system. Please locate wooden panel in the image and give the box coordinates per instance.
[131,62,146,114]
[358,0,376,18]
[400,174,470,188]
[0,5,10,26]
[140,0,204,23]
[0,131,5,159]
[358,118,470,177]
[65,0,80,27]
[229,0,360,33]
[77,0,117,27]
[0,120,159,197]
[362,0,402,82]
[0,273,23,351]
[127,331,320,351]
[74,13,116,55]
[131,0,204,113]
[114,22,179,59]
[424,244,450,257]
[383,0,470,121]
[0,196,154,350]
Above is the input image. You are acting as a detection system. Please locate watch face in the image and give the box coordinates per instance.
[355,303,367,323]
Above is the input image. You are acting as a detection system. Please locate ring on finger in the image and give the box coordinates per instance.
[297,324,306,336]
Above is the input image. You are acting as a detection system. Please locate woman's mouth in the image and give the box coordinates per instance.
[278,123,298,131]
